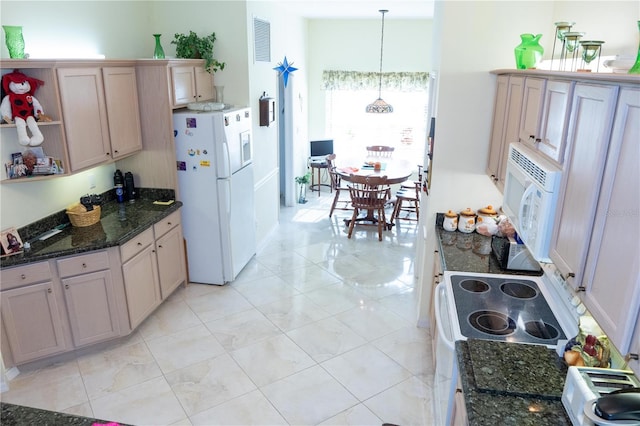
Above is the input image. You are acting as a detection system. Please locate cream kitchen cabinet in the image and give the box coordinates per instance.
[626,315,640,378]
[535,80,574,163]
[170,64,215,108]
[549,83,619,289]
[518,77,546,147]
[57,251,121,348]
[120,228,162,329]
[487,75,524,190]
[576,87,640,358]
[0,262,68,364]
[57,65,142,171]
[153,210,187,299]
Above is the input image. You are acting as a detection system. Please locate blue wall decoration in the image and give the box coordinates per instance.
[273,56,298,88]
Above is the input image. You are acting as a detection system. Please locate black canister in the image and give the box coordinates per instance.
[124,172,136,201]
[114,169,124,203]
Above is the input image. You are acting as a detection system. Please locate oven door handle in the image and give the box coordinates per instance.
[434,282,455,351]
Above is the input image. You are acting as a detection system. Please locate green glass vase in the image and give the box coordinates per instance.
[629,21,640,74]
[153,34,165,59]
[515,33,544,69]
[3,25,25,59]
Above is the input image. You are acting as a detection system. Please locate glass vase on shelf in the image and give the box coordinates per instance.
[629,21,640,74]
[2,25,25,58]
[514,33,544,69]
[153,34,165,59]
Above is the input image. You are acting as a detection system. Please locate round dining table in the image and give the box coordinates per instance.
[335,157,414,229]
[335,157,414,184]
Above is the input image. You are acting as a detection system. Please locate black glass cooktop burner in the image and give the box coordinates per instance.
[525,320,560,340]
[468,310,516,335]
[449,274,567,345]
[460,279,490,293]
[500,281,538,299]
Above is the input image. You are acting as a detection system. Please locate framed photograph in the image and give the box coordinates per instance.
[0,227,24,257]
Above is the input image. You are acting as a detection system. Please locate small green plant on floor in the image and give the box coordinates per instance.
[295,172,311,204]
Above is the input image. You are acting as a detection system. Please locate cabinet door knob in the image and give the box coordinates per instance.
[167,222,172,226]
[625,353,639,362]
[47,288,52,293]
[65,284,69,290]
[158,245,163,249]
[137,242,142,246]
[82,263,87,268]
[21,274,26,280]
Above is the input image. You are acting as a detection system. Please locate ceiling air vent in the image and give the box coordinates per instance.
[254,17,271,62]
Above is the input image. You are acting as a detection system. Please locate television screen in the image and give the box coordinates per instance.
[310,139,334,157]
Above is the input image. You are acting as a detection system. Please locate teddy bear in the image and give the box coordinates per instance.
[0,69,52,146]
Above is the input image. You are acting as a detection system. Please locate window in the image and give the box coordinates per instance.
[322,70,429,163]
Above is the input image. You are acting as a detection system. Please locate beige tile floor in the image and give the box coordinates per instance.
[1,191,435,425]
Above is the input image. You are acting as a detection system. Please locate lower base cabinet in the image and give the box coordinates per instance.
[1,280,68,364]
[156,224,187,298]
[121,241,162,330]
[62,270,120,347]
[452,376,469,426]
[0,209,187,367]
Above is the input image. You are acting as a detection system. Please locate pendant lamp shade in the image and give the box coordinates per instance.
[366,9,393,113]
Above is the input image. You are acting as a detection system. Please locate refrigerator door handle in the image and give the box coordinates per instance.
[222,139,232,178]
[222,178,231,216]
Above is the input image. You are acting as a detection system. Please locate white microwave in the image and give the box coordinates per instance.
[502,143,563,262]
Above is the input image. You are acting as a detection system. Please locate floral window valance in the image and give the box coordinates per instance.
[322,70,429,91]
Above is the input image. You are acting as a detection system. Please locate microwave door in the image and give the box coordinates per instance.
[517,183,538,244]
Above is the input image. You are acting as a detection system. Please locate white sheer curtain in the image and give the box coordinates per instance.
[322,70,430,165]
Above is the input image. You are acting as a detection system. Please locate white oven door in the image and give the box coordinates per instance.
[433,282,458,426]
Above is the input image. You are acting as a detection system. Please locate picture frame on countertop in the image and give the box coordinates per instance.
[0,227,24,257]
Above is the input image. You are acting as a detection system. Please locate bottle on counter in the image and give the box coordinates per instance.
[124,171,136,202]
[114,169,124,203]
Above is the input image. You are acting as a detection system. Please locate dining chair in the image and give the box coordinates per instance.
[366,145,395,158]
[401,164,424,191]
[328,164,352,217]
[391,179,420,224]
[347,174,391,241]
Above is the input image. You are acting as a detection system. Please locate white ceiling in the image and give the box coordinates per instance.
[278,0,435,19]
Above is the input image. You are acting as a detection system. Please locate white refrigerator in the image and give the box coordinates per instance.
[173,107,256,285]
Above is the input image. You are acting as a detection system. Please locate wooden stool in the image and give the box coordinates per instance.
[310,161,331,196]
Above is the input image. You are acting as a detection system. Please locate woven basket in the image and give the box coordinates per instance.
[66,203,101,227]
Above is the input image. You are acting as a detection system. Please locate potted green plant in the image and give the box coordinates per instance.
[295,172,311,204]
[171,31,226,74]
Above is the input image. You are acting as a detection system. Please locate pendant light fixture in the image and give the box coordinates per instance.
[366,9,393,113]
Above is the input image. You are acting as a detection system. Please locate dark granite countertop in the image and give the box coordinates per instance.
[435,213,542,276]
[456,340,571,426]
[0,402,129,426]
[1,189,181,268]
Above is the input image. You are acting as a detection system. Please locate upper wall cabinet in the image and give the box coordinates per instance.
[577,87,640,359]
[518,77,546,146]
[549,83,619,288]
[486,75,524,191]
[57,64,142,172]
[0,62,70,183]
[535,80,574,163]
[170,64,215,108]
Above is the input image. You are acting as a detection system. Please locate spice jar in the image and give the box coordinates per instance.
[458,208,476,233]
[443,210,458,232]
[477,205,498,225]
